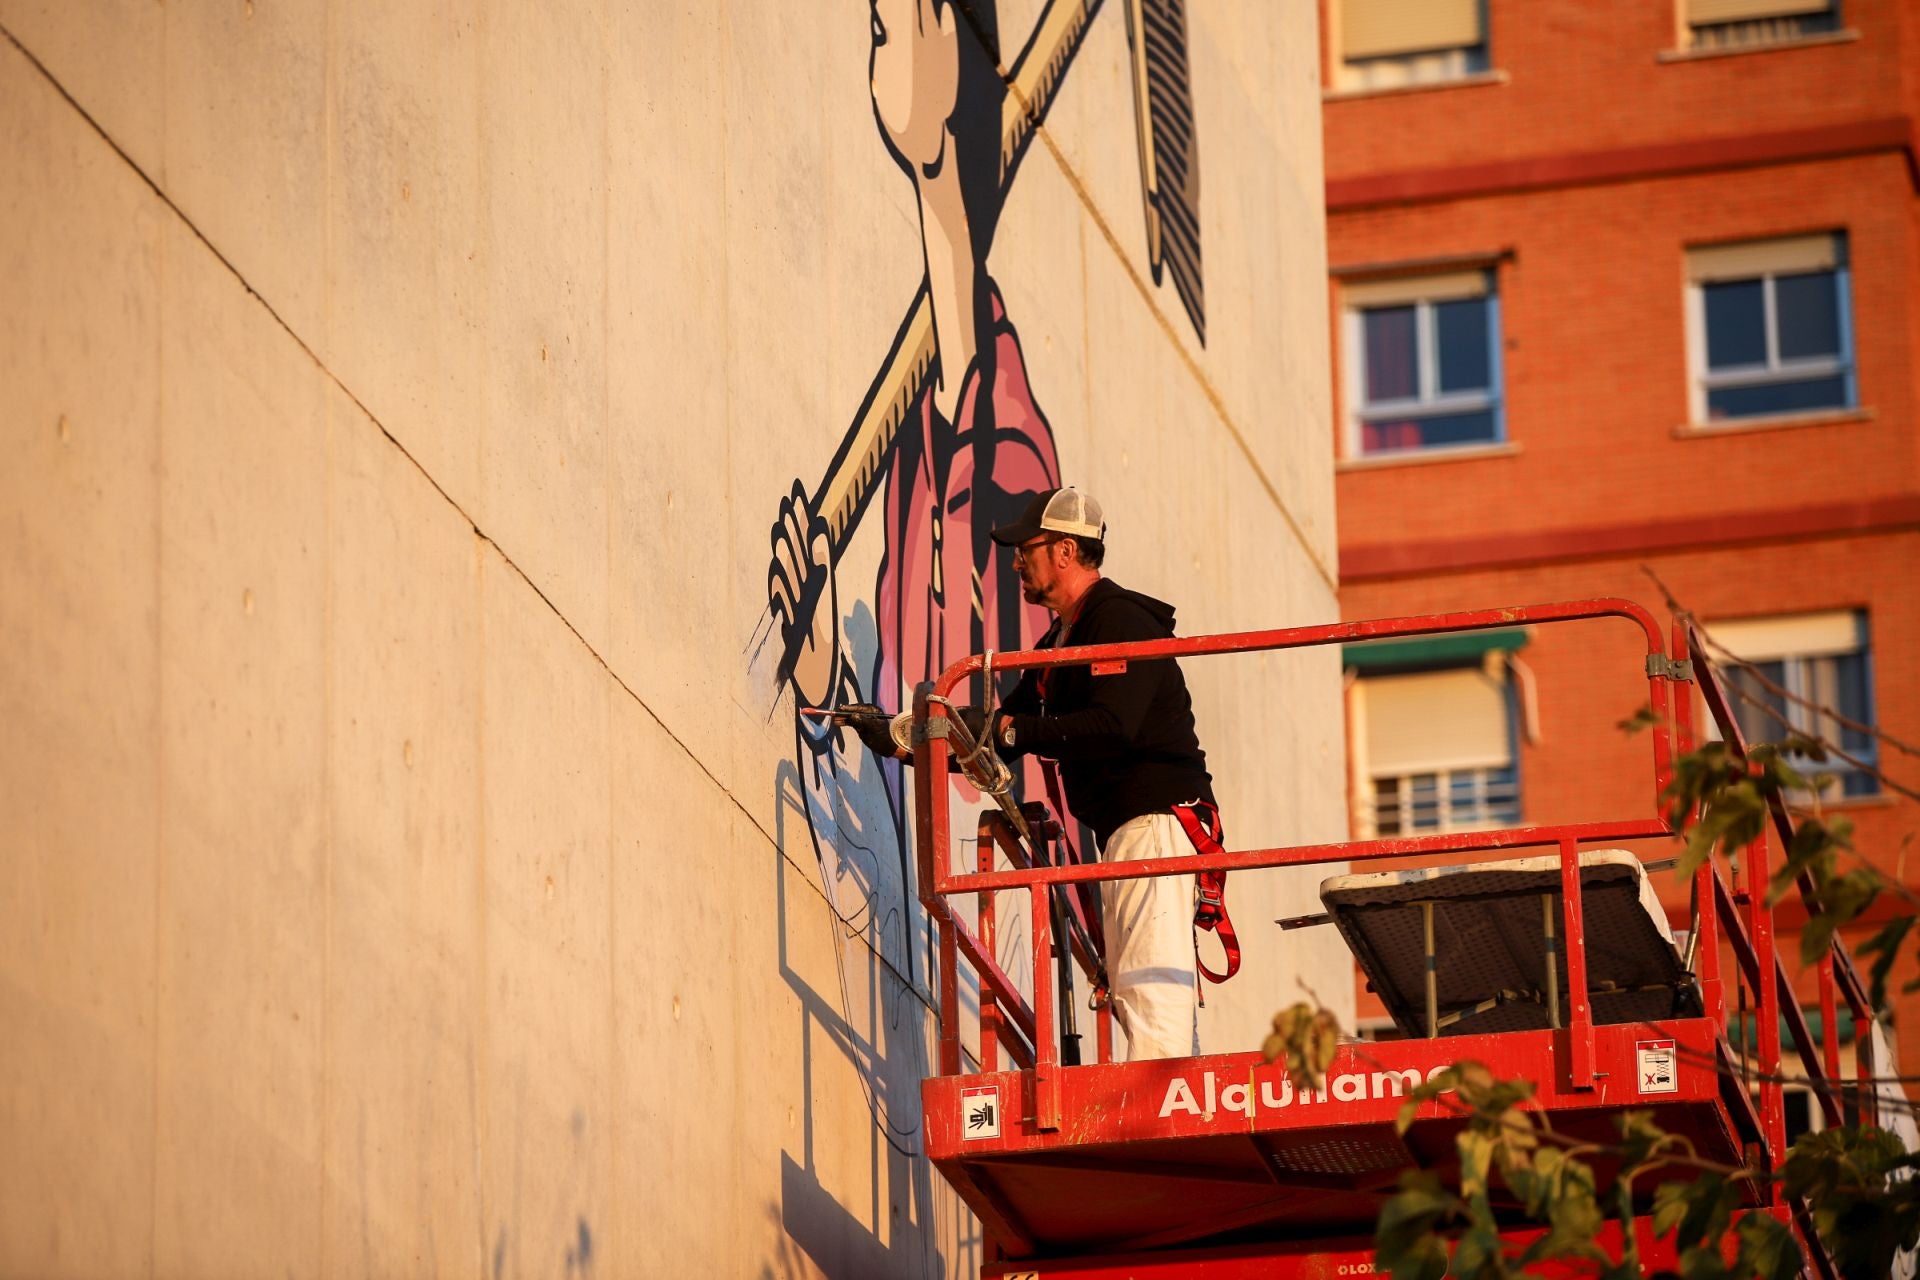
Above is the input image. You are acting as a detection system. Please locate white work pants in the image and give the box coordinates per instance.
[1101,812,1199,1061]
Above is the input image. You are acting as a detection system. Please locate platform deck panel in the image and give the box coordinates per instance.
[925,1020,1745,1257]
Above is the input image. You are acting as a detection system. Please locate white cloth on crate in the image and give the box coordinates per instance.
[1101,811,1199,1061]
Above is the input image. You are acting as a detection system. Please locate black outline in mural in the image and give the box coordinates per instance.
[755,5,1202,1264]
[1127,0,1203,341]
[759,0,1202,708]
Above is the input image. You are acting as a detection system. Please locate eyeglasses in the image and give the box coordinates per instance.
[1011,535,1065,565]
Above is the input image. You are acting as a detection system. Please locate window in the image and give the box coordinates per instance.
[1686,234,1855,424]
[1709,610,1878,799]
[1352,663,1521,837]
[1684,0,1841,52]
[1343,271,1502,457]
[1337,0,1487,92]
[1783,1083,1820,1146]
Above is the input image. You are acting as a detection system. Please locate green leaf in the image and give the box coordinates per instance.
[1733,1211,1801,1280]
[1395,1067,1458,1136]
[1262,1002,1342,1094]
[1801,868,1884,966]
[1457,1130,1495,1200]
[1767,820,1837,907]
[1652,1181,1691,1237]
[1617,1109,1671,1174]
[1527,1160,1605,1264]
[1855,915,1914,1013]
[1311,1016,1339,1081]
[1652,1174,1737,1257]
[1450,1223,1507,1280]
[1619,705,1661,735]
[1779,1125,1920,1279]
[1378,1234,1448,1280]
[1713,781,1768,855]
[1496,1101,1539,1161]
[1508,1144,1565,1218]
[1598,1256,1646,1280]
[1801,913,1842,969]
[1374,1171,1457,1280]
[1679,803,1739,878]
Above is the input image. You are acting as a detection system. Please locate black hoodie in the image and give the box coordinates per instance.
[997,578,1215,845]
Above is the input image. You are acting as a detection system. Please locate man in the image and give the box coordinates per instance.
[848,486,1224,1061]
[989,488,1221,1062]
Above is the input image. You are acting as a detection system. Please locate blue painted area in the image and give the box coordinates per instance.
[565,1217,594,1276]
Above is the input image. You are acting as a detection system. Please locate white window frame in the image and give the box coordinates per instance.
[1335,0,1490,92]
[1350,659,1522,838]
[1684,233,1856,426]
[1683,0,1841,52]
[1362,764,1521,839]
[1702,610,1878,801]
[1343,271,1504,459]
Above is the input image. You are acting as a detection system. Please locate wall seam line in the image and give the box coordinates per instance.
[2,13,961,1040]
[316,0,337,1269]
[148,119,167,1280]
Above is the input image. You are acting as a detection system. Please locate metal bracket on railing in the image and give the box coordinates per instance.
[1276,912,1332,930]
[914,714,951,744]
[1646,654,1695,682]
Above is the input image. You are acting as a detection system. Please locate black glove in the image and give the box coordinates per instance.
[835,704,906,759]
[952,705,989,747]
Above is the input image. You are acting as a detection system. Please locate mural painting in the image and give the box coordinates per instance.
[753,0,1205,1153]
[763,0,1204,923]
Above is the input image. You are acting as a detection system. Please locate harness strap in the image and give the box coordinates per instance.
[1171,800,1240,984]
[1041,758,1105,955]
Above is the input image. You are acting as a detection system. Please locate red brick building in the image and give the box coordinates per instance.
[1317,0,1920,1100]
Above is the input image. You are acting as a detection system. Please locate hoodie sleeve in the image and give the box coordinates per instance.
[999,600,1167,760]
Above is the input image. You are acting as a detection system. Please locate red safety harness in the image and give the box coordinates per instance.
[1171,798,1240,984]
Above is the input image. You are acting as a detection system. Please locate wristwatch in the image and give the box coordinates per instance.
[998,718,1016,748]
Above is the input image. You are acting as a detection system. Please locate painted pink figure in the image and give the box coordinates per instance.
[766,0,1062,822]
[875,284,1060,718]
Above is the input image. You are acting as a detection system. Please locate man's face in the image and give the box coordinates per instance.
[1013,535,1072,610]
[869,0,959,175]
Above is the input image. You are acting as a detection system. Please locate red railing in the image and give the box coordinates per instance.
[1680,620,1878,1138]
[906,599,1881,1191]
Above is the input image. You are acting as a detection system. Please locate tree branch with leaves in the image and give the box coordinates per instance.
[1259,675,1920,1277]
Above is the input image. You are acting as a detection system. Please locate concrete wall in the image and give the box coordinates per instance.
[0,3,1342,1275]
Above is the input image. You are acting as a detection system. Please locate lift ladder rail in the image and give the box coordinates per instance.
[908,599,1885,1277]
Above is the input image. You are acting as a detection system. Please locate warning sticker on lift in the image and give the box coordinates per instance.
[1637,1039,1677,1094]
[961,1086,1000,1139]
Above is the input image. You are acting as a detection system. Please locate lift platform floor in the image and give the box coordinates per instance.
[975,1217,1712,1278]
[924,1018,1751,1262]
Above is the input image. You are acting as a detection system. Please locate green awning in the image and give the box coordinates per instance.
[1343,628,1529,673]
[1729,1006,1858,1054]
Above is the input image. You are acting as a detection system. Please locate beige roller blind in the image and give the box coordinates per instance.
[1687,233,1839,283]
[1688,0,1832,25]
[1361,667,1511,776]
[1708,611,1860,663]
[1342,0,1482,61]
[1343,270,1489,310]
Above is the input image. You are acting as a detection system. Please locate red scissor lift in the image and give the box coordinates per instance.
[909,599,1886,1278]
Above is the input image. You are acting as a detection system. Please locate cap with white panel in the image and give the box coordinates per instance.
[989,487,1108,547]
